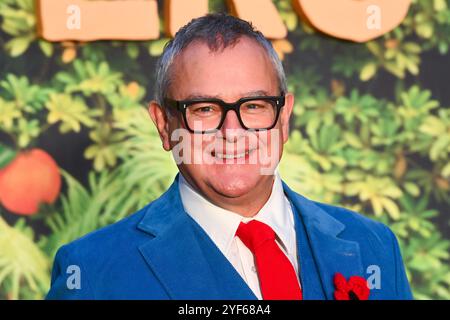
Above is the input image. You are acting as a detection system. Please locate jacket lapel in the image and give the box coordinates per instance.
[188,215,258,299]
[137,175,255,299]
[283,182,364,300]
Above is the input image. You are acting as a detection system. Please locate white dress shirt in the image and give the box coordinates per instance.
[178,172,300,299]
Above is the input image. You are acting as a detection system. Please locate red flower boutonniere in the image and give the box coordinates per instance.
[333,273,370,300]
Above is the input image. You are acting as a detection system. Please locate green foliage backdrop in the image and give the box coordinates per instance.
[0,0,449,299]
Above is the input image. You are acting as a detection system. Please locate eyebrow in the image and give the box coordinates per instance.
[183,90,273,100]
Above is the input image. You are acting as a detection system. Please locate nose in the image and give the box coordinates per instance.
[219,109,245,142]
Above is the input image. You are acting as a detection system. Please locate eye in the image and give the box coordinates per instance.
[242,101,271,113]
[191,105,215,113]
[246,103,261,110]
[198,106,214,113]
[188,103,220,116]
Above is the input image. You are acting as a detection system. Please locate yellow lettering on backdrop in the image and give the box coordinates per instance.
[37,0,412,43]
[292,0,412,43]
[164,0,209,37]
[226,0,287,39]
[37,0,160,41]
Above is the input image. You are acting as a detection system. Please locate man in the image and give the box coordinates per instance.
[47,13,413,300]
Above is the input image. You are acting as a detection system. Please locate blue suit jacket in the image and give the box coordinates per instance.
[46,174,413,300]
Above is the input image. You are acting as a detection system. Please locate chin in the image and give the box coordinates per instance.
[208,165,262,198]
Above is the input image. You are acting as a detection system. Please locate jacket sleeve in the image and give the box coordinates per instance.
[46,244,95,300]
[386,227,414,300]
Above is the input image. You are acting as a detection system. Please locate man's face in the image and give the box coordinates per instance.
[150,37,294,207]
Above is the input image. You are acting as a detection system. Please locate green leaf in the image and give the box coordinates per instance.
[148,38,170,56]
[430,135,450,161]
[45,93,95,133]
[360,62,377,81]
[0,216,50,299]
[38,40,53,57]
[5,36,33,57]
[0,144,17,169]
[442,162,450,178]
[416,22,434,39]
[404,182,420,197]
[126,43,139,59]
[433,0,447,11]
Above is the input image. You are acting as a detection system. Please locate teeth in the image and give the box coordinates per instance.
[215,150,252,159]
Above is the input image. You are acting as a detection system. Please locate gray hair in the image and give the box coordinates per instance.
[153,13,287,105]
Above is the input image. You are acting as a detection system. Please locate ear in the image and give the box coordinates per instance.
[280,92,294,144]
[148,100,172,151]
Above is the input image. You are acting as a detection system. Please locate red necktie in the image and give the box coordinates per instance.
[235,220,303,300]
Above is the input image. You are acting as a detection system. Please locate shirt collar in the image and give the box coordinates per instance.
[178,172,293,255]
[246,173,293,253]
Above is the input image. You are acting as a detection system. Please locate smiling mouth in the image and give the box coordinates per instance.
[212,148,257,160]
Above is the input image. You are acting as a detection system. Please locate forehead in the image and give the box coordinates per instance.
[169,37,279,101]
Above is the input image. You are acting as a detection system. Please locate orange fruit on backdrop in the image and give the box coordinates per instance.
[0,148,61,215]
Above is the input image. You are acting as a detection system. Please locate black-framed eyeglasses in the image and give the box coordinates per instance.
[163,93,285,134]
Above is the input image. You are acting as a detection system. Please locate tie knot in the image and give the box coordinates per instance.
[235,220,276,253]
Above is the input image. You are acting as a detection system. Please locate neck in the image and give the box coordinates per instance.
[209,179,274,217]
[182,174,275,218]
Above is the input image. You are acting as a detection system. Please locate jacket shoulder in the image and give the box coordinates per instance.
[313,200,389,230]
[52,203,153,276]
[46,205,153,299]
[312,200,394,244]
[67,205,148,250]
